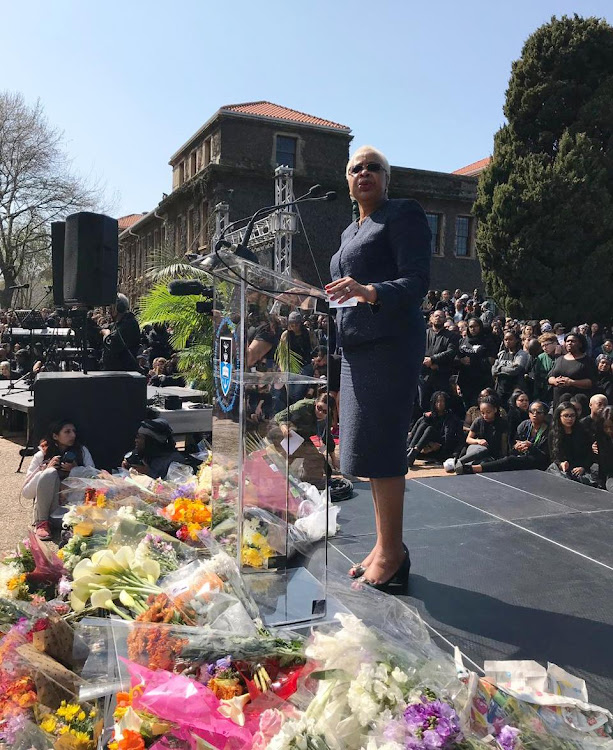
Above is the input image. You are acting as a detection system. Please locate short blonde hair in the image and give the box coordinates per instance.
[346,145,391,182]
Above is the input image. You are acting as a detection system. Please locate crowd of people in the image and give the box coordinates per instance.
[0,295,186,386]
[409,288,613,491]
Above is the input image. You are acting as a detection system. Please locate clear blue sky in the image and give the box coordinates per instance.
[3,0,612,217]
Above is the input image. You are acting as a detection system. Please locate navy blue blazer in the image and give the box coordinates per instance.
[330,199,431,348]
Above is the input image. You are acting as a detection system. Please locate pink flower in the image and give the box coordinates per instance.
[252,708,284,748]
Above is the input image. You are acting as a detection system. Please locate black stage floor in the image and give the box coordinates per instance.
[326,470,613,710]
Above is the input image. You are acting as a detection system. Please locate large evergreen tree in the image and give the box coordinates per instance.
[474,15,613,323]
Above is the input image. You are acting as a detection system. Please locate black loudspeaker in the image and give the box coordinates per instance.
[34,372,146,470]
[51,221,65,307]
[63,212,119,306]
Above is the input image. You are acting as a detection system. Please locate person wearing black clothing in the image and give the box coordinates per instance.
[122,418,189,479]
[491,330,530,403]
[279,311,313,368]
[457,317,494,408]
[547,401,594,483]
[419,309,457,411]
[580,394,608,444]
[435,290,454,317]
[407,391,463,466]
[595,355,613,403]
[457,400,550,474]
[506,389,530,450]
[548,332,596,408]
[455,395,508,472]
[595,406,613,491]
[102,294,141,371]
[148,323,172,366]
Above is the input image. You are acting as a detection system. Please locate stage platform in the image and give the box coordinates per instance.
[327,470,613,710]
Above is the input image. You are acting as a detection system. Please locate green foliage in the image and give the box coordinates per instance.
[474,15,613,323]
[137,280,213,392]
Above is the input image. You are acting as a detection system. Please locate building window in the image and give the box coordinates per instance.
[455,216,471,256]
[203,138,211,166]
[426,213,442,254]
[190,151,197,176]
[275,135,297,168]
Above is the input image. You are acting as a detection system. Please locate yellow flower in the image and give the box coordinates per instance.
[70,729,92,742]
[242,547,264,568]
[77,710,86,721]
[7,573,26,591]
[57,702,81,721]
[114,706,128,721]
[59,725,70,735]
[96,492,106,507]
[40,715,57,733]
[89,708,97,718]
[56,549,65,560]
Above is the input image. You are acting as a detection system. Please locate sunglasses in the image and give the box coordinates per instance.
[349,162,385,175]
[529,409,545,415]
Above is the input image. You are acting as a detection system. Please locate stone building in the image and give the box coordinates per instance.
[118,102,487,302]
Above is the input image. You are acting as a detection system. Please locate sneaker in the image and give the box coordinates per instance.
[454,461,465,475]
[443,458,455,473]
[34,521,52,541]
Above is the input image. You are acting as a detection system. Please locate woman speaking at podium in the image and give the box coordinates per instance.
[326,146,431,591]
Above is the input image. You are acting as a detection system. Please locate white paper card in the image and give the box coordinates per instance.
[281,430,304,456]
[328,295,358,308]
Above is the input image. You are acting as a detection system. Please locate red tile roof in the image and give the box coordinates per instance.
[220,101,350,132]
[452,157,491,176]
[118,213,147,230]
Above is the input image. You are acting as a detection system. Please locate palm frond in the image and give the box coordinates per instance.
[275,339,304,374]
[177,344,213,394]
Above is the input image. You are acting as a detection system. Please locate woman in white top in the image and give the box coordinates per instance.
[23,419,95,540]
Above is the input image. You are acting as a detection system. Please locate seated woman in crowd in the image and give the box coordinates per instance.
[455,400,550,475]
[457,317,494,408]
[455,395,509,473]
[23,420,95,540]
[407,391,463,467]
[595,406,613,492]
[463,387,506,433]
[547,401,594,484]
[506,389,530,450]
[548,332,596,408]
[570,393,589,420]
[122,418,189,480]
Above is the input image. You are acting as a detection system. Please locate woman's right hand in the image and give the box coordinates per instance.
[560,460,570,473]
[48,456,61,469]
[477,439,489,447]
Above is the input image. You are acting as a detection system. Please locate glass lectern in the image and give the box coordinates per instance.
[205,249,331,626]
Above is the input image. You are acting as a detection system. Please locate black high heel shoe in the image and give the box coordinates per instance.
[357,546,411,593]
[349,544,410,580]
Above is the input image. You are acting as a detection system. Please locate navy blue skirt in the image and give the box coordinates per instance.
[339,333,423,478]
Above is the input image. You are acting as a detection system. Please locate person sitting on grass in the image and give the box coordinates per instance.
[546,401,594,485]
[406,391,463,467]
[22,420,95,541]
[455,395,508,473]
[122,418,189,480]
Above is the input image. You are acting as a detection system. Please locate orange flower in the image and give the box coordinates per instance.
[117,729,145,750]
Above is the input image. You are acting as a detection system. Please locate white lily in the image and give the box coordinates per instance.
[119,590,136,608]
[217,693,251,726]
[90,549,125,575]
[133,557,160,583]
[90,587,116,610]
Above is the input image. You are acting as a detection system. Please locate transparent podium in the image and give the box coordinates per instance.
[206,250,331,627]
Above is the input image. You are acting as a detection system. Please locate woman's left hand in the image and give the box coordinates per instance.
[571,466,585,477]
[325,277,377,305]
[60,461,77,473]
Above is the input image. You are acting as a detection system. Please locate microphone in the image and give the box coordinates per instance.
[167,280,213,296]
[9,283,29,290]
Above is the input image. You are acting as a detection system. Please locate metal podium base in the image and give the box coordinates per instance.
[244,566,329,627]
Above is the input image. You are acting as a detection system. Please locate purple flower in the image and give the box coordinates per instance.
[497,725,520,750]
[216,655,232,670]
[403,695,463,749]
[0,713,28,743]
